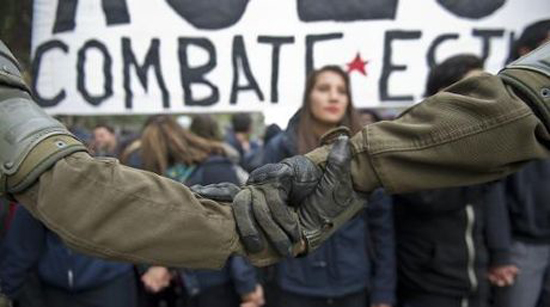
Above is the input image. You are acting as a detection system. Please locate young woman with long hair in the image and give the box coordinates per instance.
[261,65,396,307]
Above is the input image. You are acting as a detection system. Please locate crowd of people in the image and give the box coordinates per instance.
[0,19,549,307]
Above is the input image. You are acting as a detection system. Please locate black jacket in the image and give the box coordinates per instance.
[503,160,550,243]
[393,183,511,297]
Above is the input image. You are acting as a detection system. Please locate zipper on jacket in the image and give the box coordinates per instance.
[465,204,478,293]
[67,249,74,289]
[68,270,74,289]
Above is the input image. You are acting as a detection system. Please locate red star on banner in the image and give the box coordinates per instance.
[347,53,369,76]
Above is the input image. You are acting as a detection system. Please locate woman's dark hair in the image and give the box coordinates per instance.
[296,65,362,154]
[140,115,225,175]
[425,54,484,97]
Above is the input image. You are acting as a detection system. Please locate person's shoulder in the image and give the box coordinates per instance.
[272,130,289,143]
[224,130,241,149]
[199,154,238,174]
[265,131,292,153]
[203,154,233,164]
[193,154,241,185]
[262,131,297,164]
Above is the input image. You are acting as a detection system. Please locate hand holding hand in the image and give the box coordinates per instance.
[141,266,172,293]
[241,284,265,307]
[488,265,519,287]
[233,135,365,257]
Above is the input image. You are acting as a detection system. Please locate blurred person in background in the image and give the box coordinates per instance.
[262,124,281,146]
[121,115,263,307]
[225,113,263,172]
[190,114,223,141]
[0,205,138,307]
[190,114,249,184]
[261,65,396,307]
[0,199,44,307]
[508,19,550,63]
[393,54,515,307]
[493,19,550,307]
[239,123,282,178]
[90,124,119,157]
[425,54,485,96]
[393,185,513,307]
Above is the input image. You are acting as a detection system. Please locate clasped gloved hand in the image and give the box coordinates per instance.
[233,135,366,257]
[190,183,241,202]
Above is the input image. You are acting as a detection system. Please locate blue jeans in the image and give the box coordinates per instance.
[493,240,550,307]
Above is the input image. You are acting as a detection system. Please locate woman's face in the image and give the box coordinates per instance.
[309,71,349,126]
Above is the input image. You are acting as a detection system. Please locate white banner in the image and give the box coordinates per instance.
[32,0,550,125]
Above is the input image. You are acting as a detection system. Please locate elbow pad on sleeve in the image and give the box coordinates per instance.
[0,40,87,196]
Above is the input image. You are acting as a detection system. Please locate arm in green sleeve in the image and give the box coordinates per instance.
[14,153,247,269]
[3,40,549,270]
[307,42,550,194]
[353,72,547,193]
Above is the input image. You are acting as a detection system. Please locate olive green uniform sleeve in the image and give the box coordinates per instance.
[306,41,550,194]
[15,153,249,269]
[351,72,547,193]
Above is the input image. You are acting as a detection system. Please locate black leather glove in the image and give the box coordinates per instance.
[233,136,366,256]
[232,155,321,256]
[296,137,367,253]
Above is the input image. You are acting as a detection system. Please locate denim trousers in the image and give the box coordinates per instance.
[493,240,550,307]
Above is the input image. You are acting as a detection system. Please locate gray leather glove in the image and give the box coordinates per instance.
[233,136,365,256]
[190,183,241,202]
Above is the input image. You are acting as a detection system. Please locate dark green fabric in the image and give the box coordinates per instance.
[306,43,550,194]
